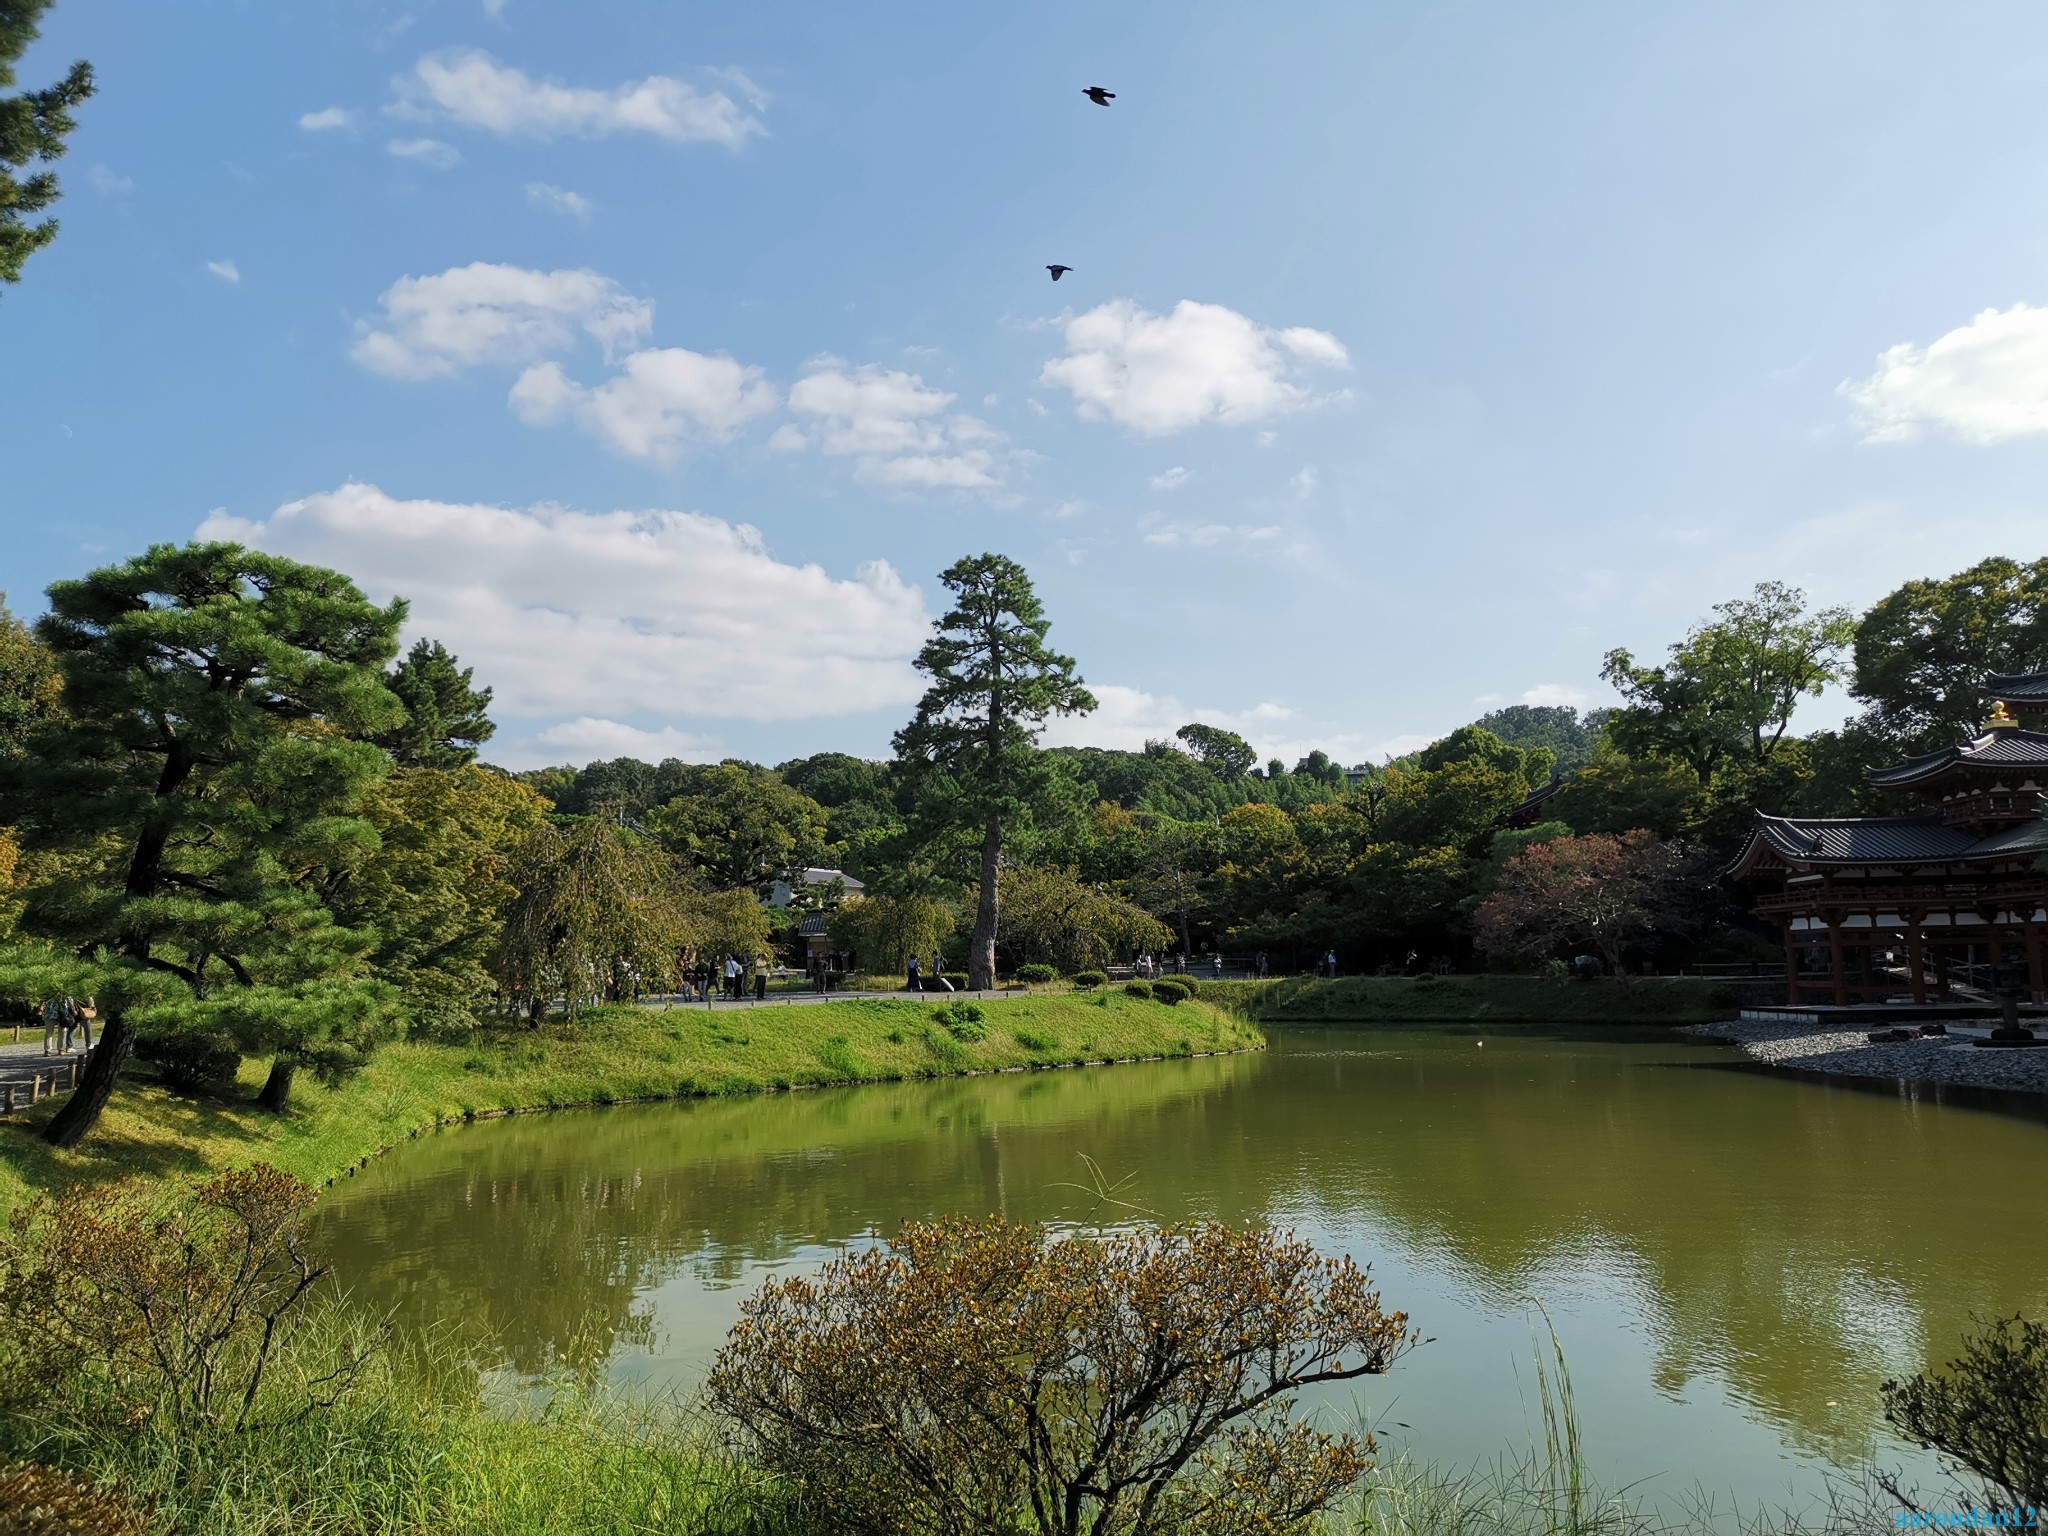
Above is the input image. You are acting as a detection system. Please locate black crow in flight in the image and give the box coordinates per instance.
[1047,265,1073,281]
[1083,86,1115,106]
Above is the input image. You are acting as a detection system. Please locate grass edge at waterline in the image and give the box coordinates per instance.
[0,993,1261,1214]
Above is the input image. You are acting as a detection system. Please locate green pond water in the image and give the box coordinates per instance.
[316,1026,2048,1516]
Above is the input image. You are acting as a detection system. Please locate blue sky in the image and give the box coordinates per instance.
[9,0,2048,769]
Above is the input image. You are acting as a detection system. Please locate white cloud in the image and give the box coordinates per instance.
[195,484,929,738]
[205,259,241,284]
[1291,465,1318,497]
[1048,499,1090,520]
[394,48,763,149]
[1519,683,1591,708]
[387,136,462,169]
[530,718,722,763]
[1140,515,1280,549]
[87,163,133,193]
[1149,465,1190,491]
[1843,302,2048,443]
[510,349,779,463]
[1040,299,1349,436]
[1038,685,1295,753]
[707,66,769,112]
[482,0,508,15]
[299,106,356,132]
[351,262,653,379]
[526,181,592,221]
[782,358,1009,489]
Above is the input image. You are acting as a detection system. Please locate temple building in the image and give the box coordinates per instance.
[1729,671,2048,1005]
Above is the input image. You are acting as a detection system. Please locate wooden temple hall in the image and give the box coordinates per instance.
[1730,671,2048,1006]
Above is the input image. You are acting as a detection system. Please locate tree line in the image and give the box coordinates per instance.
[2,541,2043,1149]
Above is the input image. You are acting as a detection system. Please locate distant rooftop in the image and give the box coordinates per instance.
[764,868,865,908]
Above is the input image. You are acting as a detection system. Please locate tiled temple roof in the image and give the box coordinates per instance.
[1986,669,2048,702]
[1731,811,2048,874]
[1866,727,2048,788]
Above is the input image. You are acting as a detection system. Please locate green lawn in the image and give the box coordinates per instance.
[1185,973,1747,1025]
[0,993,1260,1214]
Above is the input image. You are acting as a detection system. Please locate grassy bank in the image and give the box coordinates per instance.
[0,993,1259,1214]
[1184,974,1751,1025]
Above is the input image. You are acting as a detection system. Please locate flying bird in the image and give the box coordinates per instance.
[1083,86,1115,106]
[1047,264,1072,281]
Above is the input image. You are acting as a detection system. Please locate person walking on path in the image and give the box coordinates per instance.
[1256,950,1269,979]
[906,954,922,993]
[1323,949,1338,979]
[1212,952,1224,979]
[65,998,94,1056]
[723,955,741,999]
[40,996,69,1056]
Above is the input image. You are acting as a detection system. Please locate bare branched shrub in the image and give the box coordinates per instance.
[1883,1313,2048,1513]
[705,1216,1418,1536]
[0,1164,370,1432]
[0,1456,149,1536]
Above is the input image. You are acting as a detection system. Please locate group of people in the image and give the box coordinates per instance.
[904,953,956,993]
[38,995,96,1056]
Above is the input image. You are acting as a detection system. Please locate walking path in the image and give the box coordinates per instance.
[0,1037,84,1107]
[639,987,1032,1012]
[1684,1018,2048,1094]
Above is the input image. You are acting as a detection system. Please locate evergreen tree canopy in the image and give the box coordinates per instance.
[374,638,496,769]
[1851,556,2048,752]
[0,592,59,753]
[1,0,93,287]
[0,543,406,1144]
[894,554,1094,988]
[1175,722,1257,780]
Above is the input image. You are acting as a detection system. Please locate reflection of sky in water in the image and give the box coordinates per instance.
[322,1029,2048,1519]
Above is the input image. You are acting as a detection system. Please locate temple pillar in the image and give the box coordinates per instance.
[1905,922,1928,1005]
[1781,921,1798,1002]
[1827,916,1846,1006]
[2028,921,2046,1005]
[1936,946,1951,998]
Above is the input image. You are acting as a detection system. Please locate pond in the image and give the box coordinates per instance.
[316,1026,2048,1516]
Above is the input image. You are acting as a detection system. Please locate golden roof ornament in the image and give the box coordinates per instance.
[1985,698,2019,730]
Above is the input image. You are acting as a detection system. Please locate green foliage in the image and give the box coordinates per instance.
[1469,705,1605,775]
[1601,581,1853,784]
[1150,980,1189,1004]
[1014,962,1057,985]
[330,765,552,1037]
[0,542,408,1140]
[371,638,496,768]
[1549,745,1700,839]
[644,763,830,892]
[0,0,94,287]
[828,891,958,974]
[1882,1314,2048,1512]
[0,595,59,757]
[1123,981,1152,998]
[1852,556,2048,753]
[894,554,1095,988]
[1175,722,1257,780]
[996,864,1170,974]
[932,1001,987,1040]
[491,818,698,1021]
[0,1454,148,1535]
[1071,970,1108,989]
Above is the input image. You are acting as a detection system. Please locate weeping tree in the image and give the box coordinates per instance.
[491,815,700,1022]
[0,544,406,1144]
[894,556,1094,990]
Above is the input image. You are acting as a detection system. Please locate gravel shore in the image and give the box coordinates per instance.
[1683,1018,2048,1094]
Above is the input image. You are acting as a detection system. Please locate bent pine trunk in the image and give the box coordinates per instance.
[258,1057,296,1112]
[43,1013,135,1148]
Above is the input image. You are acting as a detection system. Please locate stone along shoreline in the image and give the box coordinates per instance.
[1684,1017,2048,1094]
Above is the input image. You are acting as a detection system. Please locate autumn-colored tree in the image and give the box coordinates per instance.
[706,1216,1418,1536]
[1471,830,1692,978]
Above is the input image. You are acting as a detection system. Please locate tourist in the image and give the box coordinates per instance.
[724,954,742,999]
[907,954,922,993]
[67,998,95,1055]
[39,995,68,1056]
[1212,952,1224,979]
[1324,949,1338,978]
[1256,950,1269,978]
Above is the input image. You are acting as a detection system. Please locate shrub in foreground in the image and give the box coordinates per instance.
[706,1215,1418,1536]
[1014,963,1058,986]
[1070,970,1108,989]
[1150,980,1189,1004]
[1883,1313,2048,1512]
[1122,981,1152,998]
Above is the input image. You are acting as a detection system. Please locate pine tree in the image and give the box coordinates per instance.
[375,638,496,768]
[0,543,406,1145]
[893,555,1094,989]
[1,0,94,287]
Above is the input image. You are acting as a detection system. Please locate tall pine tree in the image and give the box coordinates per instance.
[0,544,405,1145]
[1,0,94,287]
[374,638,496,768]
[893,555,1093,989]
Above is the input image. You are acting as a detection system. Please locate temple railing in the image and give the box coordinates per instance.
[1753,880,2048,917]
